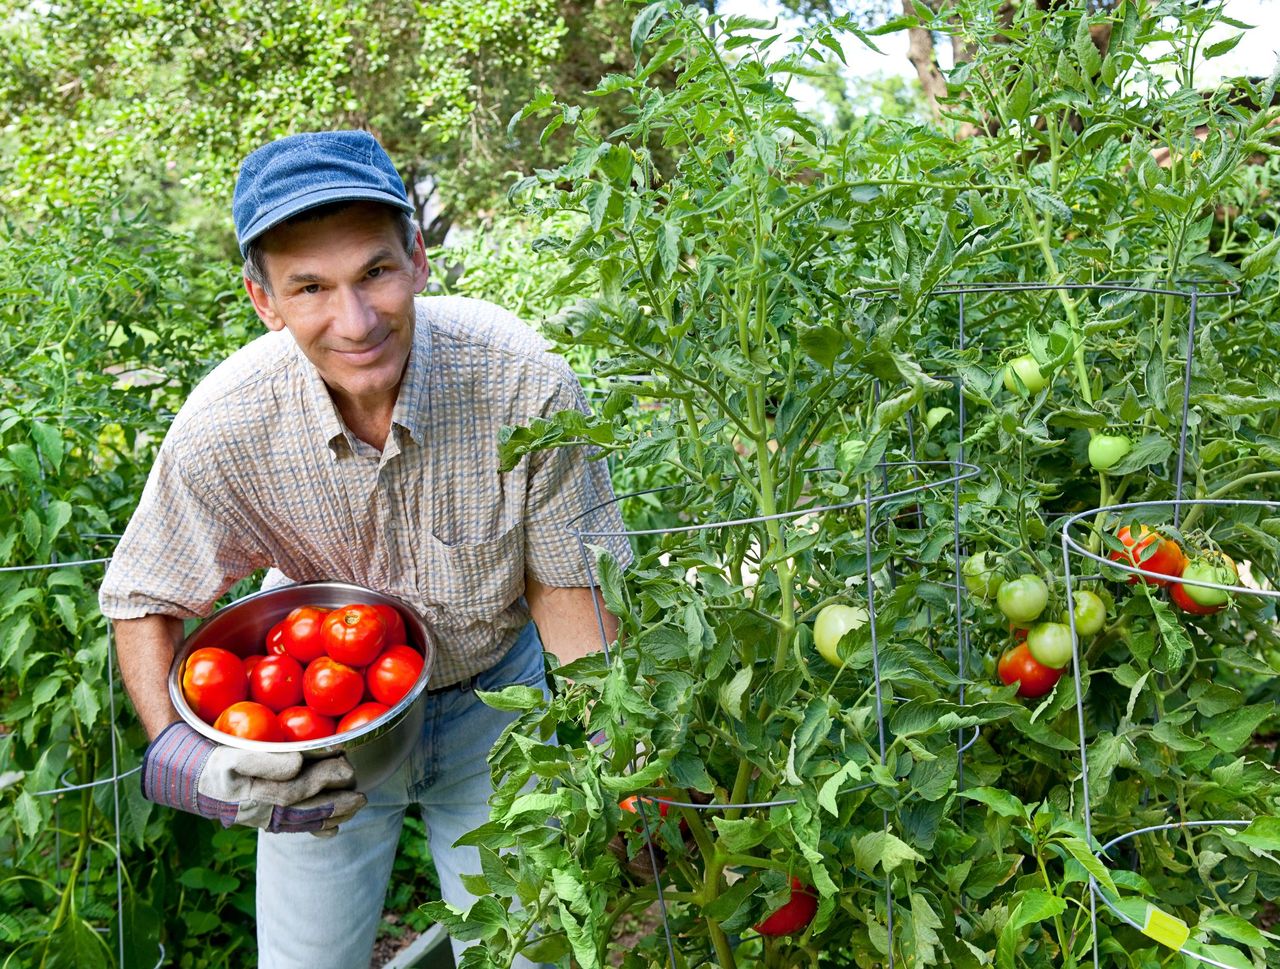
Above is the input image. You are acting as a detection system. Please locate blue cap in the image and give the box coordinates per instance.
[233,130,414,256]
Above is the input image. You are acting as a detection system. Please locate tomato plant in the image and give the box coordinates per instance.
[182,646,247,724]
[302,657,364,717]
[323,604,386,667]
[402,4,1280,968]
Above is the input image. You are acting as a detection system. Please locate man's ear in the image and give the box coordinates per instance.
[411,230,430,293]
[244,276,286,332]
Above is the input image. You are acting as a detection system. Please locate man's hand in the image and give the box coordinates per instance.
[142,722,366,835]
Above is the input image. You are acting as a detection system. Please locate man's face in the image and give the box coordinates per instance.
[244,202,429,413]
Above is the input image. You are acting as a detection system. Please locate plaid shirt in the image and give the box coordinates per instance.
[99,296,632,687]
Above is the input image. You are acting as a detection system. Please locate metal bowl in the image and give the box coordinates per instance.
[169,581,435,791]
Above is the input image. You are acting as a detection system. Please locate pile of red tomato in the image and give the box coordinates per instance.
[181,602,424,743]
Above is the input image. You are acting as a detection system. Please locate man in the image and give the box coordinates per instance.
[98,129,630,969]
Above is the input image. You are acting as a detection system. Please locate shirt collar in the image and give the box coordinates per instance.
[390,302,432,447]
[295,340,348,453]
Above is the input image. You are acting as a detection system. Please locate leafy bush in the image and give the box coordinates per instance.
[425,3,1280,968]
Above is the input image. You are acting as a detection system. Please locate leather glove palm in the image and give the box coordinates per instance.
[142,722,366,835]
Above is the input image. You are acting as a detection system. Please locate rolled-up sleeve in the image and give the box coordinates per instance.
[99,434,268,620]
[521,374,633,588]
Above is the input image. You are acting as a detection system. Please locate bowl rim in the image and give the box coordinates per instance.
[168,580,435,753]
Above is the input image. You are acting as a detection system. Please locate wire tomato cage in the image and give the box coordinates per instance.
[0,539,164,969]
[1062,498,1280,969]
[560,277,1276,967]
[569,450,982,967]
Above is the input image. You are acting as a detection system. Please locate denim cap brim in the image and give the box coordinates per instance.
[237,186,414,256]
[234,130,414,257]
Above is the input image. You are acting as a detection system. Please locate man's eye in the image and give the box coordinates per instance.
[367,267,384,278]
[302,284,321,295]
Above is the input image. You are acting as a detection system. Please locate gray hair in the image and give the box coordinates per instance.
[243,202,419,294]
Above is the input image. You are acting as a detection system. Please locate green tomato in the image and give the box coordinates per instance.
[1182,554,1237,607]
[996,574,1049,625]
[962,551,1004,599]
[1088,434,1132,472]
[1062,590,1107,636]
[1002,355,1048,395]
[1026,622,1073,669]
[814,604,868,666]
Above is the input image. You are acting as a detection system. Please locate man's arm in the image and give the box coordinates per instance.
[114,615,186,740]
[524,576,619,670]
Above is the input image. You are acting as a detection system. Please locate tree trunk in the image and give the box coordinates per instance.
[903,0,948,122]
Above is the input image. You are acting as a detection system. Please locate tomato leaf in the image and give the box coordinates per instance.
[30,421,63,471]
[1203,32,1245,60]
[1229,817,1280,852]
[1202,704,1274,753]
[717,666,752,720]
[960,787,1028,820]
[711,816,772,853]
[631,3,670,59]
[1106,432,1172,475]
[1056,836,1118,897]
[1027,188,1073,226]
[854,830,924,874]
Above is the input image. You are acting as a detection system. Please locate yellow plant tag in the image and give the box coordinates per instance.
[1141,905,1189,950]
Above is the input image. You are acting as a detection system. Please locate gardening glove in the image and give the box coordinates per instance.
[141,721,366,836]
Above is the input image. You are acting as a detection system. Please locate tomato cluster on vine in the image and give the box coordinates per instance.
[181,602,423,743]
[964,523,1240,701]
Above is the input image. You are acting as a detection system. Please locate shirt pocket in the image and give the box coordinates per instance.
[422,523,525,621]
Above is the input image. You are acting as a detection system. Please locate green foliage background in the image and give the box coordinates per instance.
[1,0,1279,967]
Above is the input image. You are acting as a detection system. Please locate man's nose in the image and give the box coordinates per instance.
[332,286,379,341]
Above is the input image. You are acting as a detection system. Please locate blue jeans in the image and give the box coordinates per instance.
[256,622,550,969]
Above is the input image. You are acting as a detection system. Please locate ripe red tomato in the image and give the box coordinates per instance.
[620,795,670,818]
[302,657,365,717]
[265,619,289,656]
[997,643,1064,699]
[248,654,305,713]
[373,604,407,646]
[281,606,329,663]
[323,604,386,667]
[276,706,336,742]
[182,647,247,724]
[337,701,390,734]
[213,701,282,742]
[1110,525,1185,586]
[366,646,424,706]
[243,655,265,683]
[753,878,818,937]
